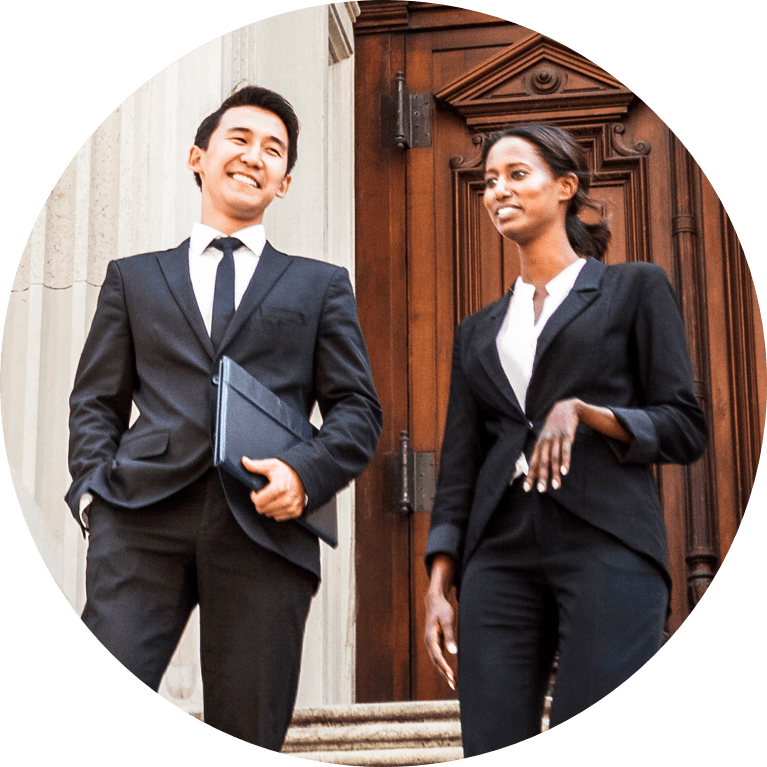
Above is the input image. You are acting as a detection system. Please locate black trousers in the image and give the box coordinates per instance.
[81,469,317,751]
[457,481,668,757]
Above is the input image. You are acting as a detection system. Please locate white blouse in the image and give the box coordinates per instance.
[496,257,586,479]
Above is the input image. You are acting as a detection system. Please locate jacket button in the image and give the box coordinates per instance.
[212,375,220,385]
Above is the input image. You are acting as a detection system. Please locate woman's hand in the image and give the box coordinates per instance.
[424,555,458,691]
[525,398,581,493]
[525,398,632,493]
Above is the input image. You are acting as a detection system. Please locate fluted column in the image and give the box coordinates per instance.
[669,133,719,609]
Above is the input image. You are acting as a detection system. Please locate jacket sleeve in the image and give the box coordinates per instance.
[607,265,708,465]
[276,267,383,510]
[66,260,135,519]
[424,325,483,574]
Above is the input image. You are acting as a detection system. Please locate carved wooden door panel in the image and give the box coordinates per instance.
[353,2,764,704]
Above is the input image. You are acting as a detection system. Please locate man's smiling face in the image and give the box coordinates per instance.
[188,105,292,233]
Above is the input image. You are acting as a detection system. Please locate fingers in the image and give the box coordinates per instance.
[560,435,572,478]
[443,623,458,658]
[424,597,458,691]
[549,436,562,490]
[525,408,578,493]
[425,622,457,691]
[242,457,305,520]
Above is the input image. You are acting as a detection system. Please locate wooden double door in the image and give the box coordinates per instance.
[352,2,765,703]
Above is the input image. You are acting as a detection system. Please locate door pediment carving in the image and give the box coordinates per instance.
[435,33,636,129]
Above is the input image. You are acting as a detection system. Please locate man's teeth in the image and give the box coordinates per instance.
[233,173,257,187]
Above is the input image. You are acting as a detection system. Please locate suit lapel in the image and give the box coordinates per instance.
[532,257,605,372]
[475,289,527,418]
[217,241,291,353]
[156,240,216,359]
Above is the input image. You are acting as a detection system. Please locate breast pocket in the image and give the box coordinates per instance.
[259,307,308,327]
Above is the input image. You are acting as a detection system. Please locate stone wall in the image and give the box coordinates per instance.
[0,2,360,714]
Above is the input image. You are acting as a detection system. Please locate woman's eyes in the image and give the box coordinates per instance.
[484,170,527,188]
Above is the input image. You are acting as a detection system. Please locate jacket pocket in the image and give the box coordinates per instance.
[117,430,169,461]
[260,306,308,326]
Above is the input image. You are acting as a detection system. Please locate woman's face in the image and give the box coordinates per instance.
[483,136,575,243]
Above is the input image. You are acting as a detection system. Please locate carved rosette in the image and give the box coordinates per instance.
[522,64,566,95]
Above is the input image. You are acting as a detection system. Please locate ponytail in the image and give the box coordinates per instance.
[565,205,611,262]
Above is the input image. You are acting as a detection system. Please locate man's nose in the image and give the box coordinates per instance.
[241,146,264,167]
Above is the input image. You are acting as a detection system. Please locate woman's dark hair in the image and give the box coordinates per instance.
[481,124,610,260]
[192,85,300,187]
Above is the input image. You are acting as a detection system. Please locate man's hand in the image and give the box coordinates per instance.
[241,457,306,521]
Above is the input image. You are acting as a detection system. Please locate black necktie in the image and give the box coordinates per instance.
[210,237,243,350]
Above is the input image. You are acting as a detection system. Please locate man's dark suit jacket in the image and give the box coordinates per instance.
[425,257,707,587]
[67,239,383,580]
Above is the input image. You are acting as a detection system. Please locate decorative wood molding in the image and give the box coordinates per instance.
[435,34,635,130]
[723,215,764,516]
[669,134,719,609]
[610,123,651,157]
[354,0,410,33]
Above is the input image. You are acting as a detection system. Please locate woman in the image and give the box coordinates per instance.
[423,124,707,756]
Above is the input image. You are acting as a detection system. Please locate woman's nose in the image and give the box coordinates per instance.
[493,177,510,198]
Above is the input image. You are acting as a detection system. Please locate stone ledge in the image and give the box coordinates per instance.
[287,746,463,765]
[284,719,461,752]
[290,700,460,726]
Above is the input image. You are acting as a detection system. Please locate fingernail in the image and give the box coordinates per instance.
[537,481,546,492]
[447,642,457,654]
[448,678,455,691]
[561,466,568,476]
[523,481,531,492]
[551,478,560,490]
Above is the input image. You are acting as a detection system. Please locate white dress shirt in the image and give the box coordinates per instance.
[496,257,587,479]
[79,223,267,528]
[188,222,266,332]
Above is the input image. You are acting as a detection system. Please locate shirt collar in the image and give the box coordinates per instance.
[513,257,587,301]
[189,222,267,259]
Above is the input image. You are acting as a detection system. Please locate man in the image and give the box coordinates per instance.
[66,86,382,750]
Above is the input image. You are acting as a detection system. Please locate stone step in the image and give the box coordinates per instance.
[282,700,463,766]
[287,746,463,765]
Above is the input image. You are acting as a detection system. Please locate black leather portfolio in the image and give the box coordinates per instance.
[213,356,338,547]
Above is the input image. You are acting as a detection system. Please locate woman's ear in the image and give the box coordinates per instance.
[558,172,578,203]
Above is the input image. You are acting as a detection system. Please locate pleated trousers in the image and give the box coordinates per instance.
[81,469,316,751]
[457,480,668,757]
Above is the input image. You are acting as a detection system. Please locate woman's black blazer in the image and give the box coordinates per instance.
[425,257,707,586]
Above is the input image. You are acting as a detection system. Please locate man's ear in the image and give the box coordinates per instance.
[187,145,203,174]
[558,172,578,203]
[276,174,292,199]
